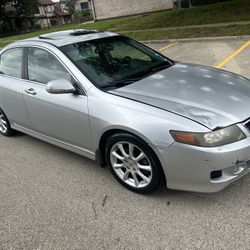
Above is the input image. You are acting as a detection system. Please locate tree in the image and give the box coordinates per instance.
[11,0,38,28]
[0,0,9,22]
[73,9,91,23]
[65,0,76,16]
[0,0,38,33]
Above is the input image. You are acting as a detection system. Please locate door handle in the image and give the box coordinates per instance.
[25,88,37,95]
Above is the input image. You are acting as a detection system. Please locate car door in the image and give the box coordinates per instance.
[0,47,30,127]
[22,46,93,150]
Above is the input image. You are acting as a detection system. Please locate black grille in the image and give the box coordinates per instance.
[245,121,250,131]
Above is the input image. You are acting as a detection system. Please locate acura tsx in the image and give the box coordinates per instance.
[0,30,249,194]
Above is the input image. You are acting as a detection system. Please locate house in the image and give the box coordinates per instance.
[36,0,173,27]
[89,0,173,20]
[35,0,71,28]
[74,0,91,11]
[72,0,173,21]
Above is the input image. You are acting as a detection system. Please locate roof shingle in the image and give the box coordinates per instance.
[39,0,54,6]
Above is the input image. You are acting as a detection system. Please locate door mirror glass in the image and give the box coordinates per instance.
[46,79,76,94]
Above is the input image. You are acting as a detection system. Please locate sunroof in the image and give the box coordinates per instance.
[70,30,100,36]
[39,29,100,40]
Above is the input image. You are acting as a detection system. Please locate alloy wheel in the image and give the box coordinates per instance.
[110,141,153,188]
[0,111,8,134]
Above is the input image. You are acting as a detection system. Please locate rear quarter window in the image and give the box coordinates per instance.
[0,48,23,78]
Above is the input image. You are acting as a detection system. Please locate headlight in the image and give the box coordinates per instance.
[170,125,246,147]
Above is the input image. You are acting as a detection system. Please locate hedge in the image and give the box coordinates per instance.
[191,0,232,6]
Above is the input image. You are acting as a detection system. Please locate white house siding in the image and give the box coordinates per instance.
[92,0,173,20]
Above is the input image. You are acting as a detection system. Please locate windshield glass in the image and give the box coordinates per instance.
[60,36,173,89]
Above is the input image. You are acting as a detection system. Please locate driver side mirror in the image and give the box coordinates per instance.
[46,79,76,94]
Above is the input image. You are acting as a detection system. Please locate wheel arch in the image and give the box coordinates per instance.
[97,128,166,185]
[98,128,153,162]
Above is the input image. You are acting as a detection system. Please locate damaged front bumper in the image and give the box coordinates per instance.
[157,135,250,193]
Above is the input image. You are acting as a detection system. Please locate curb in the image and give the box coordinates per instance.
[141,35,250,44]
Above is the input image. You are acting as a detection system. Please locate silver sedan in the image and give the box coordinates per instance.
[0,30,249,194]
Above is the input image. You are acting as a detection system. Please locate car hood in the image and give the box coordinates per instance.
[110,63,250,130]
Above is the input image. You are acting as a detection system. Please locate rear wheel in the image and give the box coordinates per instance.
[0,109,15,136]
[105,133,164,194]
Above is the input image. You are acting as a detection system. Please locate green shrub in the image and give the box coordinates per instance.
[73,9,91,23]
[191,0,232,6]
[34,24,41,30]
[173,0,191,9]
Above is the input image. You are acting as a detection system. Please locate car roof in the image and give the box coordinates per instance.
[9,29,118,48]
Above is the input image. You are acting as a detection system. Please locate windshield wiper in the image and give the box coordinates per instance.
[129,63,172,80]
[101,77,142,90]
[150,63,172,73]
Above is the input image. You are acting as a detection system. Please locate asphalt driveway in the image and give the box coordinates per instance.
[0,38,250,250]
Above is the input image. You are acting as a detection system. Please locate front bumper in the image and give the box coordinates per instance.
[157,136,250,193]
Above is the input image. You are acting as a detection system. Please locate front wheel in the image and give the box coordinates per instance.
[105,133,164,194]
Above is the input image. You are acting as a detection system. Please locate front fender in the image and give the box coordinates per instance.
[88,88,209,153]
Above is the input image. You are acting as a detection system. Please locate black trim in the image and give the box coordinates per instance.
[38,36,54,40]
[245,120,250,131]
[22,47,28,80]
[122,35,175,65]
[95,149,105,167]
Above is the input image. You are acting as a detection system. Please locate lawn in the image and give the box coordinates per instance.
[109,0,250,31]
[0,0,250,47]
[125,24,250,41]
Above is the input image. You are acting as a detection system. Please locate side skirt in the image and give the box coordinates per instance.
[12,123,96,161]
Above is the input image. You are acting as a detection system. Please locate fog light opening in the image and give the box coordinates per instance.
[211,170,222,180]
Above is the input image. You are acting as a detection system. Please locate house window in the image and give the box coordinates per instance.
[80,2,89,9]
[44,5,54,13]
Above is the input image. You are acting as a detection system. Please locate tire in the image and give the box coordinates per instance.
[0,109,15,136]
[105,133,164,194]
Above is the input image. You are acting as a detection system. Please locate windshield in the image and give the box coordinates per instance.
[60,36,173,89]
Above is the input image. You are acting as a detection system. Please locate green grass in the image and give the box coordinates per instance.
[111,0,250,31]
[0,18,135,47]
[0,23,86,47]
[81,0,250,31]
[0,0,250,47]
[124,24,250,41]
